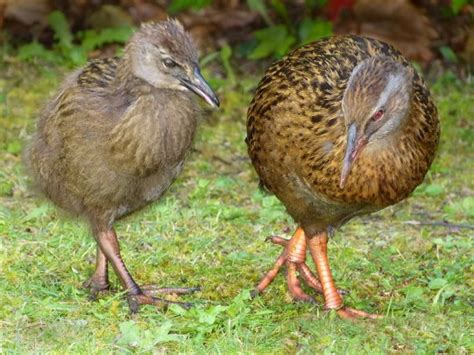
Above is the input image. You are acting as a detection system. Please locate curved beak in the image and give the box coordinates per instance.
[339,123,368,189]
[179,67,220,108]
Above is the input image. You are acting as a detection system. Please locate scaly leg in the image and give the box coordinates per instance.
[83,246,110,299]
[307,231,381,319]
[94,227,198,313]
[254,228,344,302]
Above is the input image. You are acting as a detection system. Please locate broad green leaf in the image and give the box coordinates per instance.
[299,18,332,45]
[67,47,87,66]
[428,278,448,290]
[48,11,73,48]
[451,0,467,14]
[424,184,444,197]
[197,305,227,325]
[439,46,458,64]
[403,285,425,301]
[249,25,295,59]
[271,0,289,22]
[151,322,182,344]
[6,140,22,155]
[220,44,236,84]
[169,303,188,316]
[17,42,58,63]
[117,320,140,347]
[247,0,273,25]
[80,26,133,52]
[168,0,212,13]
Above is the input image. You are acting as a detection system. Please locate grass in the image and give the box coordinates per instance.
[0,59,473,353]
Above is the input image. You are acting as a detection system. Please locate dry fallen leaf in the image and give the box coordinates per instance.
[335,0,438,64]
[4,0,50,26]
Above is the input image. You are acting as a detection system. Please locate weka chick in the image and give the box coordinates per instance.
[247,35,439,319]
[25,20,219,312]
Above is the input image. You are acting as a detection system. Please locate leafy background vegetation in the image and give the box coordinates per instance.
[1,0,473,353]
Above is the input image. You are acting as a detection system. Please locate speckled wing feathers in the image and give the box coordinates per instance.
[77,57,119,91]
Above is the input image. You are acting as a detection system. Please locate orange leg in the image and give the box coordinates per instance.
[254,228,345,303]
[307,231,381,319]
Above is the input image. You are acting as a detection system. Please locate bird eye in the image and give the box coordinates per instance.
[372,109,384,122]
[163,58,177,68]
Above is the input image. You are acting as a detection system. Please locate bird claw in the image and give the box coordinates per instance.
[82,277,110,301]
[249,289,260,300]
[337,288,350,296]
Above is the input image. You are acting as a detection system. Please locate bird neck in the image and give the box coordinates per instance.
[113,54,154,97]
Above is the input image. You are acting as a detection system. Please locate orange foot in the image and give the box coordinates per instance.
[252,229,345,302]
[253,227,381,320]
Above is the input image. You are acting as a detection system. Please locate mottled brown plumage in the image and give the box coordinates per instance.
[25,19,219,312]
[247,35,439,319]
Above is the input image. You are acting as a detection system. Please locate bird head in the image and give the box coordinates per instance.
[339,56,414,188]
[126,19,219,108]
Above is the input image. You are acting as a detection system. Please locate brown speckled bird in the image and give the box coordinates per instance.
[25,20,219,312]
[247,35,439,319]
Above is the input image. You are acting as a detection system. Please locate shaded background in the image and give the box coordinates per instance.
[1,0,473,74]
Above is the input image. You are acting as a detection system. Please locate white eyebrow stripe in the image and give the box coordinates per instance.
[342,60,368,117]
[374,72,405,113]
[346,60,366,91]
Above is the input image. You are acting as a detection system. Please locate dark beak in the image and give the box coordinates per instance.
[179,67,220,108]
[339,123,368,189]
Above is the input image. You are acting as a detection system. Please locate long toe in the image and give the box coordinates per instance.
[127,293,194,313]
[266,235,290,246]
[286,262,315,303]
[141,285,201,296]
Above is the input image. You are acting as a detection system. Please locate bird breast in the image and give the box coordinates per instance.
[108,90,199,177]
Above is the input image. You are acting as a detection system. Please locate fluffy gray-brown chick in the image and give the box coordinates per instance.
[25,19,219,312]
